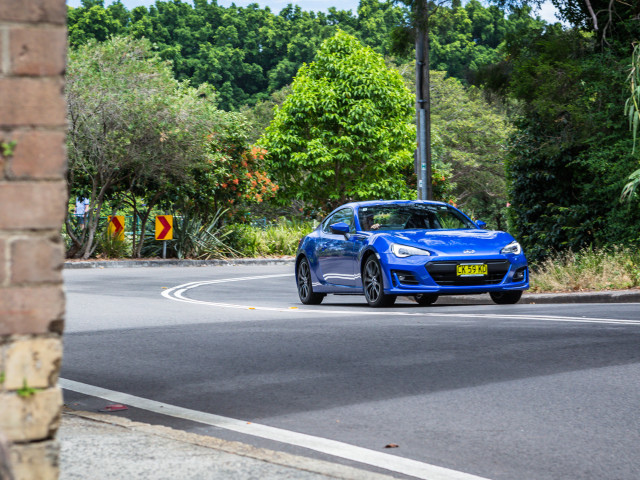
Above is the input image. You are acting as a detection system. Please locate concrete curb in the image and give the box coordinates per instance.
[437,289,640,305]
[523,289,640,304]
[61,410,398,480]
[64,257,295,269]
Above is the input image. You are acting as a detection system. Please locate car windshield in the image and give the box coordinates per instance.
[357,204,477,231]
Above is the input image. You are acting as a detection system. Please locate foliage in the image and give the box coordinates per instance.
[503,27,640,261]
[66,0,526,110]
[623,42,640,202]
[66,0,384,110]
[67,36,203,257]
[429,71,513,227]
[66,36,259,259]
[389,62,511,223]
[209,145,278,210]
[239,86,292,144]
[17,379,40,398]
[0,140,17,158]
[224,220,315,257]
[143,209,237,259]
[261,31,415,211]
[94,227,131,259]
[530,246,640,292]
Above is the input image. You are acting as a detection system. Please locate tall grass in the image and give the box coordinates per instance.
[530,246,640,292]
[94,229,131,259]
[225,220,316,257]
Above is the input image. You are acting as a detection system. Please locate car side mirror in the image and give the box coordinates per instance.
[476,220,487,229]
[330,222,350,236]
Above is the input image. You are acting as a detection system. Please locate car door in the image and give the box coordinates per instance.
[317,208,357,286]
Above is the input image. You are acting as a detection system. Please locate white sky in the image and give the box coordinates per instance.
[66,0,563,24]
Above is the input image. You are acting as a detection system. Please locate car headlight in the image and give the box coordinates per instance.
[391,244,431,257]
[501,241,522,255]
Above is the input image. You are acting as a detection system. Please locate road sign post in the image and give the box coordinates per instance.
[155,215,173,259]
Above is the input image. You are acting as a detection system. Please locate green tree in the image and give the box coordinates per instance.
[66,36,250,258]
[430,71,513,227]
[260,31,415,211]
[67,1,126,47]
[503,27,640,261]
[240,85,292,144]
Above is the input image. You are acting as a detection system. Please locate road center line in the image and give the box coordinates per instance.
[161,274,640,326]
[59,378,490,480]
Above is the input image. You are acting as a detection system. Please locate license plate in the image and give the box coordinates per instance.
[456,264,488,276]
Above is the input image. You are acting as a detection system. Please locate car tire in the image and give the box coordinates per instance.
[363,256,396,307]
[414,293,438,305]
[297,258,324,305]
[490,290,523,305]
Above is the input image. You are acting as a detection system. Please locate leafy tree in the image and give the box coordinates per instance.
[67,0,524,111]
[240,85,292,144]
[503,27,640,261]
[66,36,259,258]
[430,71,513,227]
[67,1,126,47]
[260,31,415,210]
[391,61,510,223]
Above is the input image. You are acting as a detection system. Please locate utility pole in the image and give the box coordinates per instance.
[415,0,432,200]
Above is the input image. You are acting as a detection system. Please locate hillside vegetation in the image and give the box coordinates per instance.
[65,0,640,268]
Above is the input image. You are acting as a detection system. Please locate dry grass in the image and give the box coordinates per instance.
[530,246,640,293]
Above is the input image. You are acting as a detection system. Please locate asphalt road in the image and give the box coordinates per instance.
[61,265,640,480]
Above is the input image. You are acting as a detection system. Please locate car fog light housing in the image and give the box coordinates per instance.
[391,244,431,257]
[513,267,527,282]
[501,241,522,255]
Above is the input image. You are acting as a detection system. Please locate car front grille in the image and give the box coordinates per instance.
[425,260,510,286]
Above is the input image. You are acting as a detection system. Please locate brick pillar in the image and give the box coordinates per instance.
[0,1,68,479]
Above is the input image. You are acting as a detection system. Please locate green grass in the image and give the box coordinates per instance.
[225,220,316,257]
[530,246,640,293]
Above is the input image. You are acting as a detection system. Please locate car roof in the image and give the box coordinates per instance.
[340,200,451,210]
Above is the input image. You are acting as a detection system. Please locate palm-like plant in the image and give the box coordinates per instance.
[623,43,640,201]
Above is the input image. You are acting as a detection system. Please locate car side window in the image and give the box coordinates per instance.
[322,208,355,234]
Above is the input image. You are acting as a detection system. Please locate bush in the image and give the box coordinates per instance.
[142,210,237,259]
[94,230,131,259]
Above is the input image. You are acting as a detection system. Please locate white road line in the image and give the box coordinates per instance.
[161,275,640,326]
[59,378,490,480]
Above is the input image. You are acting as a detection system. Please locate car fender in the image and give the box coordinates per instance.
[357,242,393,291]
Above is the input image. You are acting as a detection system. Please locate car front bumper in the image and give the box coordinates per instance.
[379,253,529,295]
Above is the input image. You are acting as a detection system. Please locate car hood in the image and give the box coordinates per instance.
[383,229,516,256]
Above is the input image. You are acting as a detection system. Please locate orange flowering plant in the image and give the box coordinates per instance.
[201,119,278,211]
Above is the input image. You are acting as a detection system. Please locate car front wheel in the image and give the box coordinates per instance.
[490,290,523,305]
[297,258,324,305]
[363,256,396,307]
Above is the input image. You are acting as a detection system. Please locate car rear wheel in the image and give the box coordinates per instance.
[414,293,438,305]
[490,290,523,305]
[297,258,324,305]
[363,256,396,307]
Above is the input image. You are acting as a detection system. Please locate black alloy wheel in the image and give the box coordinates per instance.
[363,256,396,307]
[414,293,438,306]
[489,290,523,305]
[297,258,324,305]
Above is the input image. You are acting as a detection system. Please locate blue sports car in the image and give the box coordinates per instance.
[295,200,529,307]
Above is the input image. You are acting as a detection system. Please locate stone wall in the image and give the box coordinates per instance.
[0,1,68,479]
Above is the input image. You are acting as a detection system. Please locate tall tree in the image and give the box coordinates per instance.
[66,37,243,258]
[260,31,415,211]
